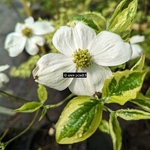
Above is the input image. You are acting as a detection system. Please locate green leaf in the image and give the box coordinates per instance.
[99,119,109,134]
[102,69,148,105]
[116,109,150,120]
[146,87,150,98]
[67,15,100,33]
[108,0,138,39]
[14,101,42,113]
[81,11,106,31]
[37,84,48,103]
[109,112,122,150]
[39,107,47,121]
[108,0,126,27]
[10,55,40,78]
[56,96,103,144]
[131,53,145,71]
[131,93,150,112]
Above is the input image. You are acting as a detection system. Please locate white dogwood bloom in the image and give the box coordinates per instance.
[5,17,55,57]
[33,22,132,96]
[130,35,145,60]
[0,65,9,87]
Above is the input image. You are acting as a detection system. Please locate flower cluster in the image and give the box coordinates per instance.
[4,17,55,57]
[33,22,132,96]
[2,16,145,95]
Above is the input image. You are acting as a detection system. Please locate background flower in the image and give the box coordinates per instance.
[130,35,145,60]
[0,65,9,87]
[33,22,132,96]
[4,17,55,57]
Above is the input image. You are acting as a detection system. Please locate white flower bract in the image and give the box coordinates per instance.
[4,17,55,57]
[0,65,9,88]
[33,22,132,96]
[130,35,145,60]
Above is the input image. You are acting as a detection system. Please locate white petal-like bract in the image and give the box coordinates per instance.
[130,35,145,44]
[33,21,55,35]
[90,31,132,66]
[33,53,76,90]
[4,33,26,57]
[25,39,39,55]
[0,65,9,72]
[0,73,9,88]
[69,63,112,96]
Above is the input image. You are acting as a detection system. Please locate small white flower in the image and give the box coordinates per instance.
[33,22,132,96]
[130,35,145,60]
[5,17,55,57]
[0,65,9,87]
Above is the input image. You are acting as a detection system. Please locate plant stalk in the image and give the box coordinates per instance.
[45,93,75,109]
[0,90,29,103]
[20,0,31,16]
[4,110,39,148]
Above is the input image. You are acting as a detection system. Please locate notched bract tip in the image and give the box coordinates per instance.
[32,65,39,80]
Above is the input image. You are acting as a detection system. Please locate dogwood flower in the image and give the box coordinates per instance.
[0,65,9,87]
[33,22,132,96]
[4,17,55,57]
[130,35,145,60]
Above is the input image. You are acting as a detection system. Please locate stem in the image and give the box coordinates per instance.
[0,90,29,103]
[104,106,113,113]
[4,110,39,148]
[39,45,46,55]
[0,128,9,141]
[45,93,75,109]
[20,0,31,17]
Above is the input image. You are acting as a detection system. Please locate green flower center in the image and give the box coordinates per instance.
[73,49,92,69]
[22,27,33,37]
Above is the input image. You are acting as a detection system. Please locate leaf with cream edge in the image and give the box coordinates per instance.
[108,0,138,40]
[131,53,145,71]
[146,88,150,98]
[99,119,109,134]
[131,93,150,112]
[109,112,122,150]
[67,15,100,33]
[14,101,42,113]
[56,96,103,144]
[102,69,148,105]
[81,11,106,32]
[108,0,126,26]
[37,84,48,103]
[116,109,150,120]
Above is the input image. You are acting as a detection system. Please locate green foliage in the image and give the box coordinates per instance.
[131,53,145,71]
[146,88,150,98]
[56,96,103,144]
[131,93,150,112]
[37,84,48,103]
[116,108,150,120]
[10,55,40,78]
[2,0,150,149]
[14,101,42,113]
[102,69,148,105]
[99,119,109,134]
[108,0,138,40]
[109,112,122,150]
[0,142,5,150]
[81,11,106,31]
[68,15,100,33]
